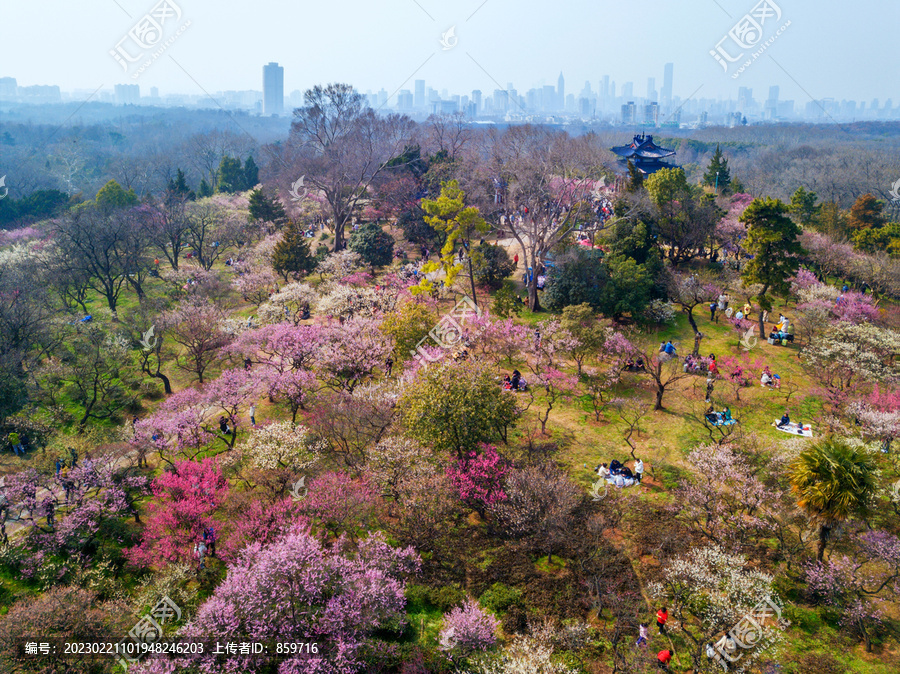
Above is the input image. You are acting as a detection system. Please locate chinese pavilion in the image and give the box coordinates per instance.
[610,134,678,176]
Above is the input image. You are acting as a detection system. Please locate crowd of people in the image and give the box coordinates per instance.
[502,370,528,392]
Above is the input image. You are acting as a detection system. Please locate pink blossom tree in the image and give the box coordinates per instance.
[219,496,305,563]
[231,269,276,307]
[155,529,420,674]
[299,471,383,541]
[439,600,499,655]
[231,322,325,372]
[127,458,229,568]
[314,316,391,393]
[806,530,900,652]
[162,299,233,383]
[532,368,579,435]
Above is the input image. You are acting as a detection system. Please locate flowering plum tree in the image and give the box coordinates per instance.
[446,445,509,516]
[439,600,499,655]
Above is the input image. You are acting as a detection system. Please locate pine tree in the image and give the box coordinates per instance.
[349,221,395,270]
[625,160,644,193]
[248,188,287,225]
[167,168,195,200]
[272,221,316,281]
[702,144,731,192]
[789,187,819,226]
[197,179,213,198]
[243,156,259,190]
[216,156,245,193]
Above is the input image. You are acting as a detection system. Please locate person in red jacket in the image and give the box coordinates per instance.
[656,606,668,634]
[657,649,673,670]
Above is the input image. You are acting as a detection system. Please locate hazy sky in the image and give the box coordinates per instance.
[1,0,897,105]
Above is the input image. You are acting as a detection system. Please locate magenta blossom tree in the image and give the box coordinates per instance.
[150,529,420,674]
[230,322,325,373]
[127,458,229,568]
[446,445,509,517]
[314,317,391,393]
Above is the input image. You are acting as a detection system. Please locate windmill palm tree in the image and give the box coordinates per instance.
[789,438,877,562]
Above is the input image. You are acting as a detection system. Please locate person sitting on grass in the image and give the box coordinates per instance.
[777,411,791,428]
[609,459,624,476]
[502,375,512,390]
[722,406,733,422]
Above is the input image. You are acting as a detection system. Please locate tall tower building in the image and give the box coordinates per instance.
[646,77,657,102]
[661,63,673,105]
[557,72,565,110]
[262,62,284,116]
[414,80,425,109]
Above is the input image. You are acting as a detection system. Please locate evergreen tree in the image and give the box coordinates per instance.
[789,187,819,226]
[248,188,287,225]
[702,144,731,192]
[349,221,394,269]
[847,193,886,233]
[740,197,803,338]
[272,221,316,281]
[167,169,195,201]
[243,156,259,189]
[216,156,245,193]
[95,180,138,210]
[625,160,644,193]
[198,179,214,198]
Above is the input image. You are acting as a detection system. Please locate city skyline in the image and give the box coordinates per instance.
[0,0,898,109]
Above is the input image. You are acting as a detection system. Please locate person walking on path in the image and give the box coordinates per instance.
[634,458,644,483]
[636,622,649,647]
[656,606,669,635]
[69,447,78,467]
[8,431,24,456]
[705,374,715,403]
[249,405,257,427]
[710,302,718,323]
[55,458,63,476]
[203,526,216,557]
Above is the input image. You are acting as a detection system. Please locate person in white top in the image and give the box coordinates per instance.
[634,459,644,482]
[596,463,610,479]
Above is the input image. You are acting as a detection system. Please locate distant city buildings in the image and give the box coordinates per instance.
[0,60,896,127]
[262,62,284,116]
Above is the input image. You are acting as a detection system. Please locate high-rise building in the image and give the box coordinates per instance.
[601,75,610,102]
[397,90,413,109]
[0,77,18,99]
[643,102,659,126]
[494,89,509,114]
[765,85,779,119]
[542,85,556,111]
[738,87,753,112]
[661,63,673,105]
[471,90,482,113]
[621,82,633,100]
[114,83,140,104]
[621,101,636,125]
[414,80,425,109]
[557,72,565,110]
[646,78,657,102]
[149,86,159,99]
[262,62,284,116]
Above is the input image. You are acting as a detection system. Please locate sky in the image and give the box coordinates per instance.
[0,0,897,105]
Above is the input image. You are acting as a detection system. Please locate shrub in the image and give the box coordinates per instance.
[440,600,499,654]
[478,583,523,613]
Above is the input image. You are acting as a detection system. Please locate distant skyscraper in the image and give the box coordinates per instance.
[114,83,140,104]
[542,85,556,111]
[262,62,284,116]
[0,77,18,99]
[622,82,633,100]
[471,90,482,113]
[414,80,425,109]
[621,101,636,125]
[149,86,159,98]
[494,89,509,113]
[601,75,610,101]
[646,77,657,102]
[661,63,673,105]
[557,72,565,110]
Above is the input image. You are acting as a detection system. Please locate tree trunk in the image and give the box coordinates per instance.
[817,523,831,562]
[156,371,173,395]
[758,310,767,340]
[654,386,664,411]
[528,280,541,312]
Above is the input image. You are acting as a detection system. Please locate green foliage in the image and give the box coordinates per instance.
[94,180,137,210]
[198,179,213,198]
[386,144,427,177]
[0,188,69,226]
[349,222,394,268]
[789,187,819,226]
[702,144,732,192]
[413,180,488,295]
[406,583,467,613]
[216,156,244,193]
[471,243,515,290]
[399,361,520,456]
[478,582,523,613]
[491,283,522,318]
[272,220,316,280]
[167,169,195,200]
[625,160,643,192]
[852,221,900,256]
[243,155,259,189]
[544,248,654,319]
[248,188,287,225]
[740,197,803,308]
[381,302,438,362]
[397,206,443,249]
